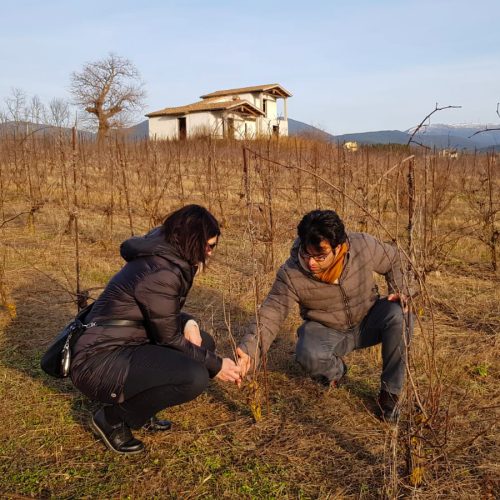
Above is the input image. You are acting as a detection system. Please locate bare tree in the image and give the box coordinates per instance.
[4,87,28,122]
[70,53,146,141]
[28,95,47,124]
[48,98,71,128]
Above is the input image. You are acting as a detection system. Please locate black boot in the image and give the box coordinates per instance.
[143,415,172,432]
[378,390,400,423]
[91,408,145,455]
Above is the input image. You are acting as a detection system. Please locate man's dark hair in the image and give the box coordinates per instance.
[163,204,220,266]
[297,209,347,251]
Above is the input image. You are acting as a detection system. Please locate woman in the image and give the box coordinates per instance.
[71,204,241,455]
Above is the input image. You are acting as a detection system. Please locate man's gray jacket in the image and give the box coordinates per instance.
[239,232,409,363]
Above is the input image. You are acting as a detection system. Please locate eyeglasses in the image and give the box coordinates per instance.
[299,247,332,262]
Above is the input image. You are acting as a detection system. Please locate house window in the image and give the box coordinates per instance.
[263,99,267,116]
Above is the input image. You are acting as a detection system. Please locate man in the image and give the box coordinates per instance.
[236,209,413,422]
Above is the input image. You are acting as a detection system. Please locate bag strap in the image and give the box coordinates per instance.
[84,319,144,328]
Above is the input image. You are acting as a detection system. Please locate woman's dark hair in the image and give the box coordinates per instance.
[297,209,346,251]
[163,204,220,266]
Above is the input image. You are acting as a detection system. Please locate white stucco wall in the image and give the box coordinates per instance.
[222,92,277,119]
[264,98,277,119]
[234,117,256,139]
[236,92,259,108]
[187,111,218,137]
[149,112,221,139]
[149,116,179,140]
[215,112,257,139]
[244,119,257,138]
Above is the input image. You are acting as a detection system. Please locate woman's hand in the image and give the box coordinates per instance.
[236,347,252,378]
[183,319,202,347]
[215,358,241,385]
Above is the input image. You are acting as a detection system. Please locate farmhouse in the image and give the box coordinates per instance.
[146,84,291,140]
[343,141,359,152]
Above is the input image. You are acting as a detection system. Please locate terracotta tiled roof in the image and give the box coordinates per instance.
[200,84,292,99]
[146,98,265,118]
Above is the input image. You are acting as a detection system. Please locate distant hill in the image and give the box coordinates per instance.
[409,134,478,150]
[406,123,500,149]
[333,130,410,145]
[288,119,500,151]
[119,120,149,139]
[0,121,96,141]
[287,118,334,140]
[0,120,151,142]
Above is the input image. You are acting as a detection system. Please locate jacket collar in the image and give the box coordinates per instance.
[290,235,351,282]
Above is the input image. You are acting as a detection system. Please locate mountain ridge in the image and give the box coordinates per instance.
[288,119,500,150]
[2,119,499,151]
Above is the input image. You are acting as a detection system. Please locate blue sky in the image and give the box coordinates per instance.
[1,0,499,134]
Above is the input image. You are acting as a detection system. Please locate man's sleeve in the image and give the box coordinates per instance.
[239,266,299,366]
[363,233,410,295]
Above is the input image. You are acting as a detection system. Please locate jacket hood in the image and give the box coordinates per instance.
[289,238,314,278]
[120,226,196,280]
[290,238,301,262]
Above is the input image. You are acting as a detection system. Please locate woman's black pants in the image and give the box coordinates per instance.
[105,332,215,429]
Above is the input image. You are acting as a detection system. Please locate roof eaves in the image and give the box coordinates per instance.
[200,83,292,99]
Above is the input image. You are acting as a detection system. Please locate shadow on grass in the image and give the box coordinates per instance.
[0,276,99,432]
[2,273,383,475]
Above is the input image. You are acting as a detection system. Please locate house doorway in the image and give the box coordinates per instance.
[178,117,187,140]
[227,118,235,139]
[272,125,279,137]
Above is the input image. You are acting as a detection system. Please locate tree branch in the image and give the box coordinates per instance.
[0,204,43,228]
[407,103,462,146]
[467,102,500,138]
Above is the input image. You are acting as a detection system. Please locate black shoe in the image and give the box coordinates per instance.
[329,361,348,388]
[378,390,400,423]
[313,361,348,388]
[143,415,172,432]
[91,408,145,455]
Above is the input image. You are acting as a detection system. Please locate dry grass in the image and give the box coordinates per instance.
[0,135,498,498]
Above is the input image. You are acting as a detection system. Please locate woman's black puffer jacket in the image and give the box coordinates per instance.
[70,227,222,404]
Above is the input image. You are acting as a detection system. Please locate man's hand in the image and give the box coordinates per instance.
[236,347,252,378]
[183,319,202,347]
[215,358,242,385]
[388,293,409,312]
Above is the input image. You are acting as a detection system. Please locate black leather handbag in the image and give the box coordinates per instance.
[40,303,94,378]
[40,303,144,378]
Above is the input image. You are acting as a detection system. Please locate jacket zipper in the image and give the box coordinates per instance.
[337,243,353,327]
[338,283,354,328]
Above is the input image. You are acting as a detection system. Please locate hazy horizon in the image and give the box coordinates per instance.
[2,0,499,135]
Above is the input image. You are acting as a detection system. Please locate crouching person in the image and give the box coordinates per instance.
[237,209,413,422]
[70,205,241,454]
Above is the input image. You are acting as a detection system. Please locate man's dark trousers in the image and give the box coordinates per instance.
[295,298,413,394]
